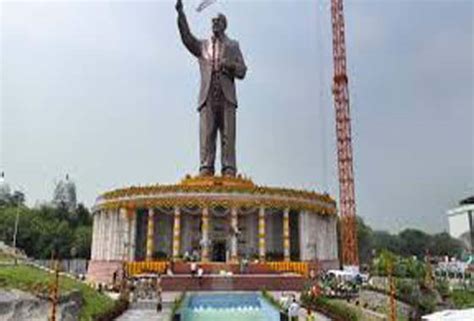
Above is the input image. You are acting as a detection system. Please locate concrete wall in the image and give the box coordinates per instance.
[299,212,338,261]
[34,259,88,276]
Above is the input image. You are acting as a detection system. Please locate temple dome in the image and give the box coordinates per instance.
[52,174,77,211]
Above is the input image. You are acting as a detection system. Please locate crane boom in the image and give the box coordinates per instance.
[330,0,359,268]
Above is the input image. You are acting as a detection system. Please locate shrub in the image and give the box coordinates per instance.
[416,291,437,316]
[395,278,420,303]
[170,291,186,321]
[301,292,358,321]
[92,298,128,321]
[262,290,284,310]
[451,289,474,309]
[435,279,450,299]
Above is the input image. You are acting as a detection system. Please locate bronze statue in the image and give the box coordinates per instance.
[175,0,247,177]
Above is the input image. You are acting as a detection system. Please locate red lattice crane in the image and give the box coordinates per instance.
[330,0,359,268]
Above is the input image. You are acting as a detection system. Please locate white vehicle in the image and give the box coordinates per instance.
[326,269,369,283]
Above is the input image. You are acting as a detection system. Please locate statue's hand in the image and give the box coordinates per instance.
[220,58,236,74]
[175,0,183,13]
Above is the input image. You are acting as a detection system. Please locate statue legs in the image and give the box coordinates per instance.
[199,104,217,176]
[220,103,236,176]
[199,99,237,177]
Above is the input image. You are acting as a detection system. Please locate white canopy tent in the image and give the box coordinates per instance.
[422,309,474,321]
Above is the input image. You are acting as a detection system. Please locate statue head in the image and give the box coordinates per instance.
[212,13,227,36]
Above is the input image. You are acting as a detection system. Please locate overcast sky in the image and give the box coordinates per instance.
[1,0,472,233]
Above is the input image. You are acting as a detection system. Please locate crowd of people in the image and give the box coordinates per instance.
[124,275,163,312]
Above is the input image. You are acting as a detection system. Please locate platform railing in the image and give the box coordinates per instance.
[126,261,168,276]
[265,261,310,277]
[125,260,312,278]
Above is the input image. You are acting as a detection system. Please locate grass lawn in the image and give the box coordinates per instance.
[334,299,409,321]
[0,263,114,321]
[451,289,474,309]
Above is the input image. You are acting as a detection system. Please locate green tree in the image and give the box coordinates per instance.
[373,231,401,254]
[357,216,374,264]
[398,229,431,258]
[74,203,93,226]
[429,232,464,258]
[0,204,92,259]
[73,226,92,258]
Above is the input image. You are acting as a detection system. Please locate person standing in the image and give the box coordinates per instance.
[190,262,197,277]
[156,276,162,313]
[288,298,300,321]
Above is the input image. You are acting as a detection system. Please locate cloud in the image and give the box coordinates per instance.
[1,0,472,233]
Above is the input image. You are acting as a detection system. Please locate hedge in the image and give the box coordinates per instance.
[301,293,358,321]
[92,297,129,321]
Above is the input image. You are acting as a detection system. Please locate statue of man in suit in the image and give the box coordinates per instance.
[175,0,247,177]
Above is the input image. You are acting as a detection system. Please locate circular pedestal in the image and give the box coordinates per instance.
[87,175,339,284]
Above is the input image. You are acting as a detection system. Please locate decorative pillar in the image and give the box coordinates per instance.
[116,209,123,261]
[98,211,105,260]
[110,210,118,260]
[111,210,117,261]
[114,209,121,260]
[105,211,112,261]
[120,208,128,262]
[283,208,290,262]
[172,206,181,259]
[91,212,98,260]
[201,207,209,262]
[128,208,137,261]
[258,206,266,261]
[146,208,155,261]
[118,209,125,261]
[230,207,239,262]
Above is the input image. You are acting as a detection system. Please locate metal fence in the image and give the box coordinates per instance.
[33,259,89,276]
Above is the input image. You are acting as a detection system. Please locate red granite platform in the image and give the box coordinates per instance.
[87,259,339,287]
[160,274,308,291]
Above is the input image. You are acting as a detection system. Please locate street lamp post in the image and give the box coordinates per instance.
[12,206,20,265]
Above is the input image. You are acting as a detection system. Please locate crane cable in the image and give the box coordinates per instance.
[317,0,330,194]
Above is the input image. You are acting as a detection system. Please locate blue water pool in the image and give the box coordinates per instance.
[180,292,280,321]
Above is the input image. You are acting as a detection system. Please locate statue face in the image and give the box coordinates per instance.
[212,15,226,35]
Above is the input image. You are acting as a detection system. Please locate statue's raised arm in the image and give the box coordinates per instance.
[176,0,202,57]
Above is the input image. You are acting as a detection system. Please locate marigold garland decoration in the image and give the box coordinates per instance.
[95,175,337,215]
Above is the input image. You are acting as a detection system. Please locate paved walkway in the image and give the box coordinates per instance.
[270,291,331,321]
[115,292,180,321]
[115,308,171,321]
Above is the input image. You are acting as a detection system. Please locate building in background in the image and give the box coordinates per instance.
[0,172,11,205]
[52,174,77,212]
[447,196,474,253]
